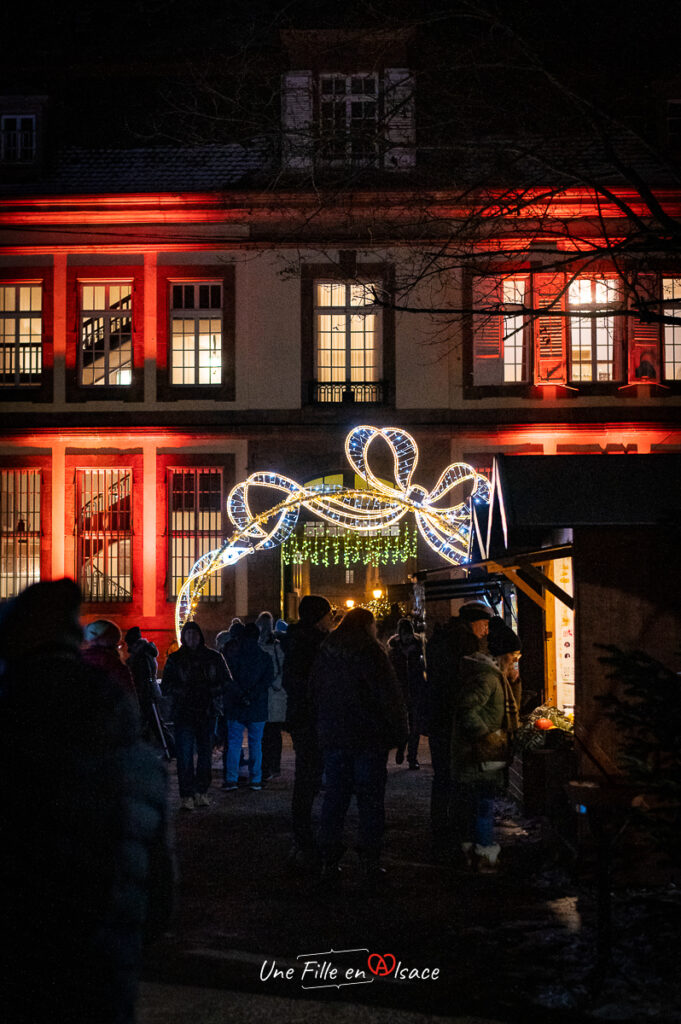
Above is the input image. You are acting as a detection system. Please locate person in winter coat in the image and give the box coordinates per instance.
[312,607,408,890]
[222,622,273,791]
[161,620,230,810]
[83,618,140,715]
[0,579,174,1024]
[426,600,493,860]
[282,594,334,868]
[255,610,286,779]
[124,625,161,743]
[451,620,521,873]
[387,618,428,769]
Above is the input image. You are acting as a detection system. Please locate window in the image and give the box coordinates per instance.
[319,74,378,166]
[1,114,36,164]
[567,277,617,382]
[168,468,222,600]
[314,280,381,401]
[662,278,681,380]
[0,284,42,386]
[170,282,222,385]
[281,64,414,172]
[472,272,623,387]
[0,470,40,599]
[79,283,132,386]
[76,469,132,602]
[472,276,530,385]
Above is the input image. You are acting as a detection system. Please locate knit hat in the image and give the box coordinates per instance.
[84,619,121,647]
[298,594,332,625]
[124,626,142,645]
[487,617,521,656]
[0,578,83,661]
[458,601,493,623]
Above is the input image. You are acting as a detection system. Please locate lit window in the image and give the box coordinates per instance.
[319,74,378,166]
[170,283,222,385]
[0,115,36,164]
[0,284,42,386]
[168,468,222,600]
[314,280,381,402]
[79,283,133,386]
[76,469,132,602]
[472,276,529,385]
[502,278,526,383]
[0,470,40,598]
[662,278,681,380]
[567,277,618,382]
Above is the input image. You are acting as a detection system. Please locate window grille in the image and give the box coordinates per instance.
[662,278,681,380]
[79,283,133,386]
[568,278,618,382]
[314,280,381,402]
[319,74,379,166]
[0,284,42,386]
[168,468,223,600]
[76,469,132,602]
[0,470,40,599]
[170,282,222,385]
[0,115,36,163]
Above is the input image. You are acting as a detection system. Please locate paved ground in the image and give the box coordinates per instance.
[139,736,681,1024]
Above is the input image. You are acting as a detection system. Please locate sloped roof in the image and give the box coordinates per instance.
[0,142,273,196]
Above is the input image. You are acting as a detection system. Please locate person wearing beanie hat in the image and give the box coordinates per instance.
[83,618,139,712]
[0,579,174,1023]
[451,619,522,874]
[297,594,332,626]
[425,599,493,861]
[282,594,334,870]
[124,625,142,646]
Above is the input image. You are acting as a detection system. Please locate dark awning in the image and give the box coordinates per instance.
[492,454,681,530]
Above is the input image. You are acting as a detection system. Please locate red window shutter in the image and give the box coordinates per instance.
[628,275,661,382]
[533,273,567,384]
[472,277,503,384]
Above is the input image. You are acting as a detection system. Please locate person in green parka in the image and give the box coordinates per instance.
[451,618,521,872]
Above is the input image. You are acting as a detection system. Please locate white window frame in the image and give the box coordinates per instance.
[318,73,379,166]
[314,279,382,401]
[169,281,223,386]
[79,281,133,386]
[567,277,618,383]
[0,283,42,386]
[662,277,681,380]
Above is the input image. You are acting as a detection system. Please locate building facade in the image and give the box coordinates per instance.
[1,28,680,687]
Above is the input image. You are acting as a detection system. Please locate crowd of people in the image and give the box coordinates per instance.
[0,578,524,1020]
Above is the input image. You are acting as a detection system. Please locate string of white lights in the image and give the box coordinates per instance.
[175,425,490,638]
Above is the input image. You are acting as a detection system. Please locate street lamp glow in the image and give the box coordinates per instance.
[372,588,383,599]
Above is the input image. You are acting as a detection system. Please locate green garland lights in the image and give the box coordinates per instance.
[282,520,418,568]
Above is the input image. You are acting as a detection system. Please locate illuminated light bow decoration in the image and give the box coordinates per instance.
[175,425,490,638]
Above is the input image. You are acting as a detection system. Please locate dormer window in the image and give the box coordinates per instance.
[281,29,415,174]
[1,114,37,164]
[319,74,379,166]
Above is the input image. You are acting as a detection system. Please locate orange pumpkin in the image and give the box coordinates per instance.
[534,718,555,730]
